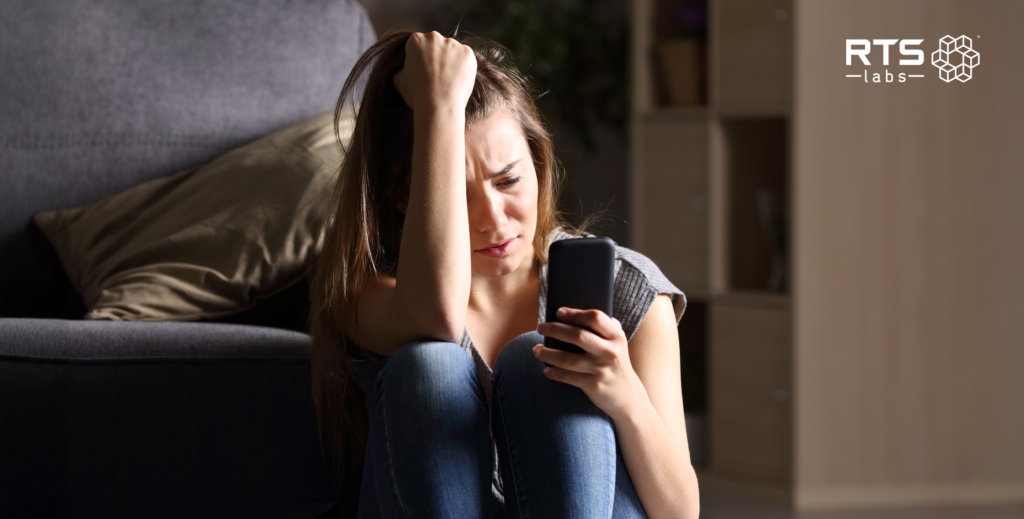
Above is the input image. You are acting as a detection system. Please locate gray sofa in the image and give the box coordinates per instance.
[0,1,374,516]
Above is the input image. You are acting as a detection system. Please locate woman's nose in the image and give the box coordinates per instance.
[471,188,508,233]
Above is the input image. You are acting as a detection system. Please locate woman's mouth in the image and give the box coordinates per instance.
[475,238,516,258]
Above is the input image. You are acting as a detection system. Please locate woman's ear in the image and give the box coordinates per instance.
[396,197,408,215]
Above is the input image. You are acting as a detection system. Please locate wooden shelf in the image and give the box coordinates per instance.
[641,106,711,123]
[676,282,711,301]
[641,101,791,123]
[696,469,792,505]
[715,101,791,118]
[710,290,790,311]
[636,1,1024,510]
[631,0,794,503]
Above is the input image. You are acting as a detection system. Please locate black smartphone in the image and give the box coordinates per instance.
[544,237,616,354]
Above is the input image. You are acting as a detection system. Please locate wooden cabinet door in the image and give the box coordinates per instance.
[710,299,793,482]
[716,0,793,104]
[639,119,710,292]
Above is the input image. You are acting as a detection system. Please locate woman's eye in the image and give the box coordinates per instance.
[498,176,521,187]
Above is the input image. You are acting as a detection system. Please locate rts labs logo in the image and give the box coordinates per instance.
[846,35,980,83]
[932,35,980,82]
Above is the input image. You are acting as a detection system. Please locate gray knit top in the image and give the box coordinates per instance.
[347,231,687,516]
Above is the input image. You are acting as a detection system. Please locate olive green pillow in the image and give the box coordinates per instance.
[34,111,352,321]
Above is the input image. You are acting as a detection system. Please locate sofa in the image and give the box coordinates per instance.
[0,0,374,516]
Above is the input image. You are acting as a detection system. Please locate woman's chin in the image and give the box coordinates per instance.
[471,257,517,278]
[471,250,528,278]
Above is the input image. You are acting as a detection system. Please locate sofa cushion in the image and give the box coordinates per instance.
[33,111,351,322]
[0,0,374,318]
[0,318,350,518]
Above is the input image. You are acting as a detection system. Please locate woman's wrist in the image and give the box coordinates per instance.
[413,96,468,119]
[608,372,654,425]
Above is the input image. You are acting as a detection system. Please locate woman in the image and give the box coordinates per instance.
[310,30,699,518]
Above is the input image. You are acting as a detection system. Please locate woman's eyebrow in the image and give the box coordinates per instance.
[488,159,521,179]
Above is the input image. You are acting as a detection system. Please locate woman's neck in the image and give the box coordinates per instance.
[468,254,540,315]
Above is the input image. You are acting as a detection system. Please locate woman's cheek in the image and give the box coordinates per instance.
[513,192,538,235]
[522,176,540,225]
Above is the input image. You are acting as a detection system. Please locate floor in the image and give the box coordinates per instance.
[700,496,1024,519]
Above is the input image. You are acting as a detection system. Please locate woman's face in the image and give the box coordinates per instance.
[464,109,539,278]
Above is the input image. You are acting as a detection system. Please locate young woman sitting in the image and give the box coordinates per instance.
[309,30,700,518]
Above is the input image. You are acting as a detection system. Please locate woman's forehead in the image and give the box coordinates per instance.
[466,110,529,164]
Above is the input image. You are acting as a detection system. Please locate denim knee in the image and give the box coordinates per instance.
[493,331,546,382]
[373,340,483,408]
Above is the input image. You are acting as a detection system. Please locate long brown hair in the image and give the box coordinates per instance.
[309,30,571,478]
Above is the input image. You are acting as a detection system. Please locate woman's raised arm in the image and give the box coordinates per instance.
[349,32,478,355]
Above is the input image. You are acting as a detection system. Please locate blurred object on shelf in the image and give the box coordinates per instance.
[656,0,708,42]
[723,118,787,293]
[653,0,707,106]
[757,189,788,292]
[658,39,705,105]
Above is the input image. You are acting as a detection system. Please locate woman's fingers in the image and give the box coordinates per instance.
[550,307,624,341]
[541,364,590,388]
[536,320,607,356]
[532,344,598,374]
[397,31,477,112]
[536,308,643,421]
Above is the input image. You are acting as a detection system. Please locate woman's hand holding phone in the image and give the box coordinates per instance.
[393,32,477,113]
[535,308,648,422]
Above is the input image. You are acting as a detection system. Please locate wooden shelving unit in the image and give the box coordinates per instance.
[631,0,795,502]
[634,0,1024,511]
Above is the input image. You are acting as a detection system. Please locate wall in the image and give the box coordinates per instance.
[793,0,1024,509]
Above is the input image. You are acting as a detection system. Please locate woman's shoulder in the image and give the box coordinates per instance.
[547,230,687,340]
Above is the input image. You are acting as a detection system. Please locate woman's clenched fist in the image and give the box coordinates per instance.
[393,32,477,113]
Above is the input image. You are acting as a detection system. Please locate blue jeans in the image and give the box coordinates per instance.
[355,331,648,518]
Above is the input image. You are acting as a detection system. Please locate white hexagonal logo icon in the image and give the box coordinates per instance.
[932,35,980,82]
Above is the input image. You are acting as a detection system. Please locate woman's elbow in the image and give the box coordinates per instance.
[413,308,465,344]
[391,285,467,344]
